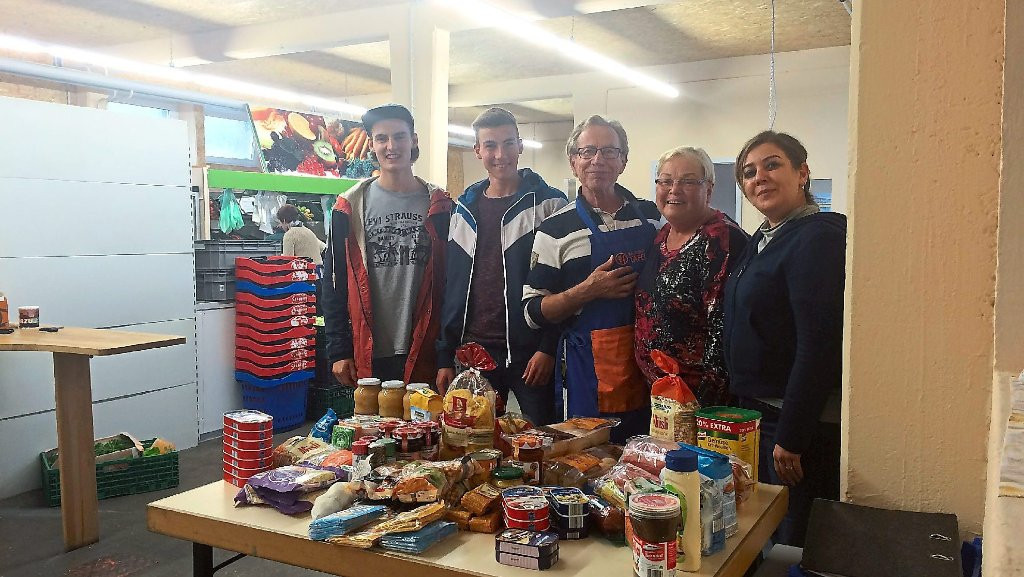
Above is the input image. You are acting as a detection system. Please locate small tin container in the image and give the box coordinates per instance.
[18,306,39,329]
[495,529,559,557]
[223,453,273,470]
[222,433,273,452]
[504,516,551,531]
[223,410,274,432]
[495,549,559,570]
[221,445,272,461]
[546,487,589,517]
[222,461,271,485]
[222,425,273,442]
[502,491,550,522]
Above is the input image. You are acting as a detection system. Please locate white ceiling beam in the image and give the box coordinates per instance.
[99,0,678,67]
[101,4,408,66]
[449,75,575,108]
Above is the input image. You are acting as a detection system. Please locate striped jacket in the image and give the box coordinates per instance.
[523,184,664,330]
[437,168,568,368]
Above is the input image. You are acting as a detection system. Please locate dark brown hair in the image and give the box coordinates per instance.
[276,204,302,223]
[471,107,520,142]
[735,130,815,204]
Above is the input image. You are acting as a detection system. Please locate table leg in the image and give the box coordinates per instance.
[194,543,214,577]
[53,352,98,551]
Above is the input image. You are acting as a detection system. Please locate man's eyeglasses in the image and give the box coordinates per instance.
[574,146,624,160]
[654,178,708,191]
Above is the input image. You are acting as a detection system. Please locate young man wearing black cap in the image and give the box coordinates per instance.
[323,104,452,386]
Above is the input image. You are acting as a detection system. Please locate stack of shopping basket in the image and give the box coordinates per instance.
[234,256,317,432]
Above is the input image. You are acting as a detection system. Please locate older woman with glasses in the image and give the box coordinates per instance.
[634,146,749,407]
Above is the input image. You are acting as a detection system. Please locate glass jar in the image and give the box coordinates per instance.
[491,465,526,489]
[353,378,381,415]
[403,383,430,421]
[378,380,406,418]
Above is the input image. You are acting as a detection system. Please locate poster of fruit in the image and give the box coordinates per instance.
[250,106,377,179]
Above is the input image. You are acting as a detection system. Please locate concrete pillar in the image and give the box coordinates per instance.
[389,5,449,187]
[845,0,1003,539]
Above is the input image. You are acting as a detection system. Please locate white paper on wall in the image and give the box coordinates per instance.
[998,371,1024,497]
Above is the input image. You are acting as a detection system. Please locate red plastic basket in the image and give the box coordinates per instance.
[236,291,316,308]
[236,302,317,321]
[236,324,315,342]
[236,314,315,332]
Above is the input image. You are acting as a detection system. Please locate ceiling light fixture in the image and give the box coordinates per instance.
[448,124,543,149]
[0,33,367,118]
[434,0,678,99]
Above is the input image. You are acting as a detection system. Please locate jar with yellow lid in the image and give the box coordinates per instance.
[354,378,381,415]
[403,383,429,421]
[378,380,406,418]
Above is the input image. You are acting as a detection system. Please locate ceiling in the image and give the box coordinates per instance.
[0,0,852,124]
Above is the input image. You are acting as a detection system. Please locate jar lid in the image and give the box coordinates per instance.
[628,493,680,516]
[356,378,381,387]
[492,465,525,480]
[664,449,698,472]
[382,380,405,389]
[406,382,430,390]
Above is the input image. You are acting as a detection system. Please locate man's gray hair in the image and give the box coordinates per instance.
[565,114,629,160]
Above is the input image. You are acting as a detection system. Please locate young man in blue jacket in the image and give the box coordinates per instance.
[435,108,568,425]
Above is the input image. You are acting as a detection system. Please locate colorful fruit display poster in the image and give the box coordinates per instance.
[250,106,377,179]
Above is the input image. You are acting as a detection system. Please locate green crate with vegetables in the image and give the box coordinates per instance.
[40,434,179,507]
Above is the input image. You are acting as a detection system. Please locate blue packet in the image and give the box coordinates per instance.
[379,520,458,554]
[310,408,339,443]
[308,503,388,541]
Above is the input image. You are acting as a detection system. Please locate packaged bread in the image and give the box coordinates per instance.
[468,508,503,533]
[648,350,700,444]
[461,482,502,516]
[440,343,498,457]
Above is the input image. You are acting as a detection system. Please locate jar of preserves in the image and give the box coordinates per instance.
[491,465,525,489]
[403,382,430,421]
[354,378,382,415]
[628,493,681,577]
[378,380,406,418]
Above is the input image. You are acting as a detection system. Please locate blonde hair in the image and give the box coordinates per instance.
[656,146,715,184]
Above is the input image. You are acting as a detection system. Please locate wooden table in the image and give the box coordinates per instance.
[0,326,186,550]
[148,481,787,577]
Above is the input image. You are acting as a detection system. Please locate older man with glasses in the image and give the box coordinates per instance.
[522,114,663,442]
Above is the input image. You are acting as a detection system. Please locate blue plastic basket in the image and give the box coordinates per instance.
[238,372,313,433]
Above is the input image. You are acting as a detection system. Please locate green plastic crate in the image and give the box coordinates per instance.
[307,384,355,420]
[40,438,180,507]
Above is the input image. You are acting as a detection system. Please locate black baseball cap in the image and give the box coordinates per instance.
[361,104,415,134]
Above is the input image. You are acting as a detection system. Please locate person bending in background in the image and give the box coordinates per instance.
[523,115,664,443]
[436,107,568,425]
[277,204,326,265]
[322,104,452,385]
[634,146,748,407]
[724,130,846,546]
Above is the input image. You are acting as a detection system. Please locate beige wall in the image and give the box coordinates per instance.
[845,0,1003,542]
[985,1,1024,573]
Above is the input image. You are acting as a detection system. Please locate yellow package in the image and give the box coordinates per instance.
[410,388,443,422]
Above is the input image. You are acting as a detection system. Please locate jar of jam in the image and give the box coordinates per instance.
[353,378,381,415]
[378,380,406,418]
[379,421,400,440]
[491,465,525,489]
[628,493,681,577]
[469,449,503,486]
[403,382,429,421]
[394,426,426,453]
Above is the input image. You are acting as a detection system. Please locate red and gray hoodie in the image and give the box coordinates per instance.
[322,176,452,384]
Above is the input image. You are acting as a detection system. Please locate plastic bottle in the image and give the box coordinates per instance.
[0,291,8,327]
[660,449,702,572]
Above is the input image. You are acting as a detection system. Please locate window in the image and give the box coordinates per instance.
[204,105,260,168]
[107,101,172,119]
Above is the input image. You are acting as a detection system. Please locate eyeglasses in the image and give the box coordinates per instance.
[573,146,624,160]
[654,178,709,191]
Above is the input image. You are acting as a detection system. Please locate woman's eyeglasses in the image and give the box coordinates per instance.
[573,146,624,160]
[654,178,708,191]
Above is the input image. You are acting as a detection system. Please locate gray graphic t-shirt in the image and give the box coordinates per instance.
[364,180,431,358]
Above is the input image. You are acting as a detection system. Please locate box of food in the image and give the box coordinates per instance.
[695,406,761,482]
[40,437,177,507]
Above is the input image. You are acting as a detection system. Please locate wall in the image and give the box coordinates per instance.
[985,1,1024,573]
[0,96,199,498]
[845,0,1003,540]
[578,47,850,232]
